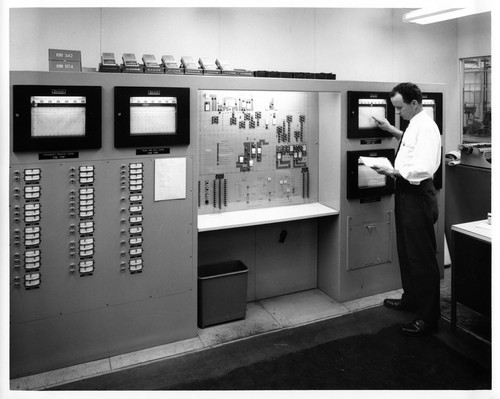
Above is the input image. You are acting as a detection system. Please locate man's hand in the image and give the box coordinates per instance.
[372,116,392,131]
[372,165,395,178]
[372,116,403,140]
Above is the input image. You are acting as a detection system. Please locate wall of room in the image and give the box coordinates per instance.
[9,7,492,153]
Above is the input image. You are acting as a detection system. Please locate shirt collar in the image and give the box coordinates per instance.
[409,109,426,125]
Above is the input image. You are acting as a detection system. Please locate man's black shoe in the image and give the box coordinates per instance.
[383,298,412,311]
[400,319,438,336]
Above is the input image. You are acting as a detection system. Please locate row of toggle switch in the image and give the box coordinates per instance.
[12,163,149,288]
[12,168,43,289]
[69,166,96,276]
[121,163,145,274]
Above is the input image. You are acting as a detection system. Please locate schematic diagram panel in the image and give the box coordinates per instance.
[198,90,319,214]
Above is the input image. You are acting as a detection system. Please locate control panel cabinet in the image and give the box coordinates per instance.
[10,71,445,379]
[10,156,196,377]
[9,72,196,378]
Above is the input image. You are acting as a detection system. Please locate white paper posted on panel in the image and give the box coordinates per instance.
[154,157,187,201]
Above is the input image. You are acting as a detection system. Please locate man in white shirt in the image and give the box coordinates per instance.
[372,82,441,336]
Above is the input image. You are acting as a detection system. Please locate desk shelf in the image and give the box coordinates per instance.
[198,202,339,232]
[450,219,491,337]
[451,219,491,243]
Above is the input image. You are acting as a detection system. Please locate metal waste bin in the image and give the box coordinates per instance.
[198,260,248,328]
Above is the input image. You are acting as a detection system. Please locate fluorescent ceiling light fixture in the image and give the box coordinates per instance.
[403,3,492,24]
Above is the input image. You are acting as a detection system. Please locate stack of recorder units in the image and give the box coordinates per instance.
[98,52,335,80]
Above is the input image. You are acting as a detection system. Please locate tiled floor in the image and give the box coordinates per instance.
[11,269,455,391]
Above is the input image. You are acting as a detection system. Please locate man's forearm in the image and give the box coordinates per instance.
[386,125,403,140]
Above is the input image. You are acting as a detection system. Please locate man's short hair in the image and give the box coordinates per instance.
[390,82,422,104]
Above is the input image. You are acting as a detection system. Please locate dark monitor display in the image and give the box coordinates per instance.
[114,86,190,148]
[13,85,102,152]
[347,91,395,138]
[346,149,395,199]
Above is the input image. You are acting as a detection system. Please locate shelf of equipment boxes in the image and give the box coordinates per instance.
[98,52,336,79]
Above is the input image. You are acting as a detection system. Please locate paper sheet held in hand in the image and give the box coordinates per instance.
[359,156,394,171]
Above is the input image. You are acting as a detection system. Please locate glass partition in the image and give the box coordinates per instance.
[461,56,491,143]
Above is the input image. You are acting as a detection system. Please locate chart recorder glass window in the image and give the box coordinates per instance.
[346,149,396,200]
[114,86,190,148]
[12,85,102,152]
[347,91,396,139]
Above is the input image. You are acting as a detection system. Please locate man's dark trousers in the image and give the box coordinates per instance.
[394,177,441,323]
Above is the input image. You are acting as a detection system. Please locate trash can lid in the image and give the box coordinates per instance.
[198,260,248,279]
